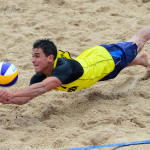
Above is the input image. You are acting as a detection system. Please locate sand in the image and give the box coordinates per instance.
[0,0,150,150]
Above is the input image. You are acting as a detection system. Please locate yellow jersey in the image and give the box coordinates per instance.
[54,46,115,92]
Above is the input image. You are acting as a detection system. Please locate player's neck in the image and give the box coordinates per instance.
[42,62,54,76]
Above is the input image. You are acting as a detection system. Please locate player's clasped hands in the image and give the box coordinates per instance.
[0,89,13,104]
[0,89,31,105]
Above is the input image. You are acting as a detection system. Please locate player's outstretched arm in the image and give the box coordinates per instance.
[0,77,62,105]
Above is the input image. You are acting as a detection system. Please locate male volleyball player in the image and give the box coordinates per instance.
[0,26,150,105]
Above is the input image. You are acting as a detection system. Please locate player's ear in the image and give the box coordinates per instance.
[48,55,54,62]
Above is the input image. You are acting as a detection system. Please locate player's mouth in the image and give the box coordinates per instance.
[34,64,40,71]
[34,64,39,67]
[34,64,40,72]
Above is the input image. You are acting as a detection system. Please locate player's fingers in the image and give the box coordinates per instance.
[1,99,11,104]
[0,90,8,101]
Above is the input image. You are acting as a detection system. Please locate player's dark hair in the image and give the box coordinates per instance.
[33,39,57,60]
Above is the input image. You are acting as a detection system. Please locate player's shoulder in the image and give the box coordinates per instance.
[56,58,72,66]
[30,73,47,85]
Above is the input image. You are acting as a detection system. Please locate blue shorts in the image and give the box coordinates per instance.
[100,41,138,81]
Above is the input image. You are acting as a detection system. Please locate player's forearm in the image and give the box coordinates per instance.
[12,77,61,98]
[0,81,49,105]
[6,96,33,105]
[12,82,47,98]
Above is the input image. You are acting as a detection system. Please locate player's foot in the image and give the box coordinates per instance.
[139,53,150,68]
[139,53,150,80]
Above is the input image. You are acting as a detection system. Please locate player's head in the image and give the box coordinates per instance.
[33,39,57,60]
[32,39,57,74]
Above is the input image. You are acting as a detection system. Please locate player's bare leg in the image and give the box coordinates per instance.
[127,26,150,79]
[128,26,150,53]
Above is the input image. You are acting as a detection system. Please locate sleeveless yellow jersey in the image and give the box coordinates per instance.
[53,46,115,92]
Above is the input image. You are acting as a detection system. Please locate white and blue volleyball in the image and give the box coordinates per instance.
[0,62,18,87]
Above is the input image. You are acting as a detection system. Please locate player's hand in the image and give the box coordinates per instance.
[0,89,31,105]
[0,89,14,104]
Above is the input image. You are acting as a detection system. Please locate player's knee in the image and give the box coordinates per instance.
[136,28,149,41]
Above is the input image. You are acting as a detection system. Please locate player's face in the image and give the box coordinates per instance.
[32,48,54,73]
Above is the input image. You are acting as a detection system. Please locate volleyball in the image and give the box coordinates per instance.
[0,62,18,87]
